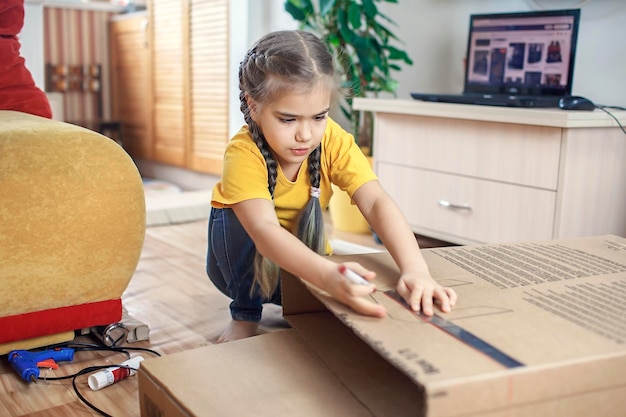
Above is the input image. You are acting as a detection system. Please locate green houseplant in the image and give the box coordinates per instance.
[284,0,413,154]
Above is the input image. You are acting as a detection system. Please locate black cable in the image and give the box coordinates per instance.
[40,365,120,417]
[72,367,116,417]
[49,340,162,358]
[41,364,138,417]
[33,342,162,416]
[595,105,626,135]
[599,105,626,111]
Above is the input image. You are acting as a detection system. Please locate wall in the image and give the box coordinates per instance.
[239,0,626,110]
[21,1,45,89]
[23,1,626,128]
[379,0,626,107]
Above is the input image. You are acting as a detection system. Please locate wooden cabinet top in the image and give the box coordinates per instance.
[353,98,626,129]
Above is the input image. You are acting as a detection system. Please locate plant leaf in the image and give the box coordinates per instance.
[337,8,357,44]
[284,0,314,21]
[319,0,336,17]
[284,3,306,21]
[387,45,413,65]
[362,0,377,19]
[348,2,362,29]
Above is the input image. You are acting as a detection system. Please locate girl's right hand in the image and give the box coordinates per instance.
[325,263,387,318]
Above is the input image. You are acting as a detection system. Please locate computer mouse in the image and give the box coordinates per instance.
[558,96,595,111]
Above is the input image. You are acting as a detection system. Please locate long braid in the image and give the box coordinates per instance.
[238,57,280,298]
[248,122,278,197]
[294,146,326,254]
[238,30,338,299]
[238,56,278,196]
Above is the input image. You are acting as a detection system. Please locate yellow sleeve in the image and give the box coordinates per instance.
[324,118,377,197]
[211,130,272,207]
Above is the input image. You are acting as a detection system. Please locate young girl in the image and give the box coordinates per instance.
[206,30,457,343]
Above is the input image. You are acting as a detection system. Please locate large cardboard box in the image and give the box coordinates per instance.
[138,235,626,416]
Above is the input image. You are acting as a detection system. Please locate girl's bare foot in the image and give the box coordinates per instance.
[217,320,259,343]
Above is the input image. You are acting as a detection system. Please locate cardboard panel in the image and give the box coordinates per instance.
[139,235,626,417]
[471,385,626,417]
[288,312,426,416]
[139,330,373,417]
[290,235,626,416]
[281,271,327,315]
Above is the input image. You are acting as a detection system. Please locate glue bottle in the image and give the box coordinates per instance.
[88,356,144,391]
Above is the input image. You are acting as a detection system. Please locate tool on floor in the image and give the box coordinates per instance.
[8,347,75,383]
[87,355,144,390]
[6,342,161,416]
[90,322,129,347]
[84,307,150,347]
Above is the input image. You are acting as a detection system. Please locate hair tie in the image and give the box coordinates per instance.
[310,187,320,198]
[248,51,264,61]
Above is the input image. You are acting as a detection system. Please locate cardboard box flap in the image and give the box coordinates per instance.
[283,235,626,416]
[288,311,427,417]
[139,330,378,417]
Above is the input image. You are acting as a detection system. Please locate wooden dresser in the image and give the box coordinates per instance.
[354,98,626,245]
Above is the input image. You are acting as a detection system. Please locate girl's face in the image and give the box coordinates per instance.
[250,85,331,179]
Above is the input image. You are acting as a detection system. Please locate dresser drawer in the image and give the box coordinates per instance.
[378,163,556,244]
[374,113,562,190]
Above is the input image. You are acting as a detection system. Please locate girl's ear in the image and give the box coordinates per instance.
[246,94,258,120]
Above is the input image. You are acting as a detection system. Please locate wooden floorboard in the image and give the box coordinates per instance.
[0,218,451,416]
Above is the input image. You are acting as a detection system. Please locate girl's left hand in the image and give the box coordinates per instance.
[396,272,457,316]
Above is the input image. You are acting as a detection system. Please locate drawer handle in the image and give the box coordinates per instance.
[438,200,472,210]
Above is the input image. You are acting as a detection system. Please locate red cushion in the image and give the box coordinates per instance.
[0,299,123,344]
[0,0,52,118]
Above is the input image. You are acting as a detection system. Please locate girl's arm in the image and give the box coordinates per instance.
[352,181,457,315]
[232,198,386,317]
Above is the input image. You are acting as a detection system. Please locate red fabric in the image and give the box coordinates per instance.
[0,0,52,118]
[0,299,123,344]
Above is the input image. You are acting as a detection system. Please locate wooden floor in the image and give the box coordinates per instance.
[0,219,451,416]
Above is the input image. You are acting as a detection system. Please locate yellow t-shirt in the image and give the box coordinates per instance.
[212,117,377,234]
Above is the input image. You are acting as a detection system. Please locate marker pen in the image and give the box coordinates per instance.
[338,265,371,286]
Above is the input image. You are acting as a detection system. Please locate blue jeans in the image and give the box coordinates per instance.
[206,207,281,322]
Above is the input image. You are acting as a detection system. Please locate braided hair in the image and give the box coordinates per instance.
[238,30,339,299]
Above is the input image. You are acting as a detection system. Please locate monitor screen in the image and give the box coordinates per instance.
[464,9,581,97]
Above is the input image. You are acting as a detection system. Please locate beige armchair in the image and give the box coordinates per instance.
[0,110,145,354]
